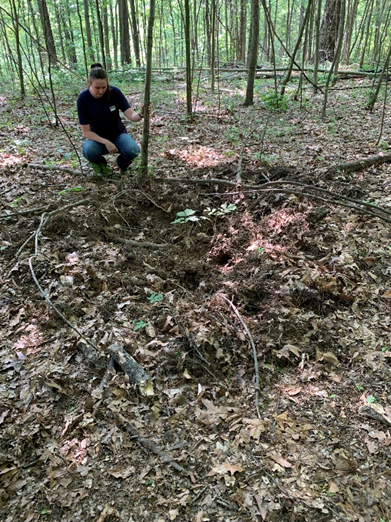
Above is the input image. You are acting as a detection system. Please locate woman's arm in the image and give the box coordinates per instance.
[80,124,118,153]
[123,107,143,122]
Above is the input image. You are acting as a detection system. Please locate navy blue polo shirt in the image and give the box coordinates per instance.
[77,85,131,140]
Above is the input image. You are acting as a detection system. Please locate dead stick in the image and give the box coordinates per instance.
[218,294,261,419]
[116,413,188,474]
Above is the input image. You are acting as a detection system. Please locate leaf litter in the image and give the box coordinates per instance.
[1,77,391,521]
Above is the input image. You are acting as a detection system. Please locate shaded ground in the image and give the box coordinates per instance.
[1,76,391,522]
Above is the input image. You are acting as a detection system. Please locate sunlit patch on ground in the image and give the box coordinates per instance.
[266,208,308,235]
[0,152,24,166]
[165,146,226,167]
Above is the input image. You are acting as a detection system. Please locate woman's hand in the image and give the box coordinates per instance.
[105,140,118,154]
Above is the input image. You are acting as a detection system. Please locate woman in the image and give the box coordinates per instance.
[77,63,143,175]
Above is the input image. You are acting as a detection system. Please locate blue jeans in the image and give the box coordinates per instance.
[83,133,140,170]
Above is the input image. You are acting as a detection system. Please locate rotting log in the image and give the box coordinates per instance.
[107,343,150,385]
[325,152,391,176]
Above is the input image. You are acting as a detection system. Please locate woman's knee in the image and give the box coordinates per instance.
[83,140,105,162]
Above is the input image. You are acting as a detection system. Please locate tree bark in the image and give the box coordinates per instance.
[140,0,156,176]
[244,0,260,106]
[37,0,58,66]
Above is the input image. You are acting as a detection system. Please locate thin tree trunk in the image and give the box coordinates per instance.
[83,0,95,62]
[10,0,25,96]
[140,0,156,176]
[94,0,106,68]
[280,0,313,96]
[244,0,260,106]
[129,0,141,67]
[184,0,193,114]
[37,0,58,66]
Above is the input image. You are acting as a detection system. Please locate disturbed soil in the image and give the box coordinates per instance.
[1,75,391,522]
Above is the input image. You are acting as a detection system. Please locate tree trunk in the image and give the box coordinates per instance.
[10,0,25,96]
[37,0,58,66]
[140,0,156,176]
[83,0,95,62]
[119,0,131,64]
[94,0,106,68]
[129,0,141,67]
[319,0,344,62]
[102,3,111,69]
[184,0,193,115]
[244,0,260,106]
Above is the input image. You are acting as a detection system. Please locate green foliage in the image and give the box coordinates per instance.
[10,196,24,207]
[261,90,288,111]
[133,320,148,331]
[91,163,112,176]
[366,396,376,403]
[58,186,83,195]
[171,209,200,224]
[147,292,163,303]
[171,204,237,224]
[204,203,237,216]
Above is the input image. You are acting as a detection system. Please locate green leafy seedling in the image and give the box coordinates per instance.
[58,186,83,195]
[11,196,24,207]
[133,320,148,331]
[147,292,163,303]
[330,394,338,399]
[256,247,265,253]
[171,209,199,224]
[366,396,376,403]
[355,384,363,391]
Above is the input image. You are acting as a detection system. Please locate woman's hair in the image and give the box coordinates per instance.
[89,63,108,83]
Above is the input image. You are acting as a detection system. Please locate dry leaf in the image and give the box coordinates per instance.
[270,453,293,468]
[208,462,244,476]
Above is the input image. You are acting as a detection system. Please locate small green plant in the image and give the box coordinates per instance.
[256,247,265,253]
[366,396,376,403]
[147,292,163,303]
[91,162,112,176]
[381,346,388,352]
[204,203,237,217]
[58,186,83,195]
[10,196,24,207]
[261,90,288,111]
[355,384,363,391]
[330,394,338,399]
[171,209,200,224]
[133,320,148,331]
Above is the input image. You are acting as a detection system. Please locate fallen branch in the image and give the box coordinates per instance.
[108,235,168,248]
[115,412,188,474]
[107,343,150,385]
[28,163,82,176]
[218,294,261,419]
[0,205,49,219]
[325,152,391,176]
[158,177,391,223]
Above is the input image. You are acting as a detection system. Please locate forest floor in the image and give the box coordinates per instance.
[1,73,391,522]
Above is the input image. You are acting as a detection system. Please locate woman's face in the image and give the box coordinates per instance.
[89,79,108,99]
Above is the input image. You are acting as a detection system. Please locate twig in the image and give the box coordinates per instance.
[17,198,92,257]
[28,257,101,354]
[0,205,49,219]
[27,163,82,176]
[27,197,101,354]
[135,188,171,212]
[218,294,261,419]
[108,235,168,248]
[116,413,188,474]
